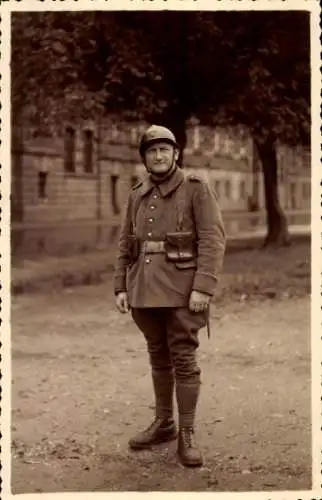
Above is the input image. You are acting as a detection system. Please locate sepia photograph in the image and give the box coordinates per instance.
[1,0,319,495]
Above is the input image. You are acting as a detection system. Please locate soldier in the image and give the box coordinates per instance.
[114,124,226,467]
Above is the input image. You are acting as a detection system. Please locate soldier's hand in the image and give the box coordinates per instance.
[189,290,211,313]
[116,292,130,313]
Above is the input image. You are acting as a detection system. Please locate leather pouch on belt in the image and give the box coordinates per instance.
[165,231,196,263]
[127,235,140,262]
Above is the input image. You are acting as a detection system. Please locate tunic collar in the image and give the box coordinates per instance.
[139,168,184,198]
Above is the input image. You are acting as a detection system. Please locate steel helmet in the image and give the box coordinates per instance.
[139,125,179,157]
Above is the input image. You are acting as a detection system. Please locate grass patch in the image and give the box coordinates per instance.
[216,242,310,302]
[11,241,310,301]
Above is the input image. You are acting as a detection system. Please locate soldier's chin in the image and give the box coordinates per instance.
[150,165,170,175]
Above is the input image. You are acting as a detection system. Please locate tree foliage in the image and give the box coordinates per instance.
[12,10,310,143]
[11,11,310,244]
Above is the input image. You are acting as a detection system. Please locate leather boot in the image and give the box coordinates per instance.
[128,417,177,450]
[178,427,203,467]
[152,370,174,420]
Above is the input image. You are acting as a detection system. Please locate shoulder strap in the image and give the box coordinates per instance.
[176,178,188,231]
[132,180,143,191]
[131,192,141,234]
[131,180,146,234]
[176,174,203,231]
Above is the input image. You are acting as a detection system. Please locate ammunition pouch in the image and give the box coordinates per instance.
[164,231,196,263]
[127,235,140,263]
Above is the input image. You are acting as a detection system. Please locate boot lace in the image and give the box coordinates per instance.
[181,427,195,448]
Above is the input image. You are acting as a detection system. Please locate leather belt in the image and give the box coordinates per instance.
[140,240,166,254]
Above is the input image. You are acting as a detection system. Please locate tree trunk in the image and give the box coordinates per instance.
[251,138,260,211]
[254,135,291,247]
[96,119,102,220]
[11,121,24,223]
[161,109,188,167]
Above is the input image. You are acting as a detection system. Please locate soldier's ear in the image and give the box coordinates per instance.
[174,148,180,161]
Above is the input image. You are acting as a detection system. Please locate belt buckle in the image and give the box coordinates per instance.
[148,241,157,253]
[142,239,164,254]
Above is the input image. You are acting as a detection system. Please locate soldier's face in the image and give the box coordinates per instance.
[144,142,179,174]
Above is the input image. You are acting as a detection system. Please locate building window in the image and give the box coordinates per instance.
[290,182,297,209]
[302,182,310,200]
[224,179,231,199]
[83,129,94,173]
[38,171,48,199]
[131,175,139,187]
[64,127,76,173]
[111,175,120,215]
[301,183,306,200]
[240,180,246,200]
[214,180,221,199]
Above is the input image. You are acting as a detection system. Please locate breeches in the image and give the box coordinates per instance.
[131,307,208,384]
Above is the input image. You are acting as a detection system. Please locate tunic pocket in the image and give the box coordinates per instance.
[165,231,196,263]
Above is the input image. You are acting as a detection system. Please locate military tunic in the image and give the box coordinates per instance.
[114,167,226,307]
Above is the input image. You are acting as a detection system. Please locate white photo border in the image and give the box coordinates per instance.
[0,0,321,499]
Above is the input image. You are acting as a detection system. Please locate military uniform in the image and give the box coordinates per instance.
[114,126,226,467]
[114,168,225,303]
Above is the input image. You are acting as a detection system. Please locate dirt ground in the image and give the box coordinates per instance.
[11,243,311,493]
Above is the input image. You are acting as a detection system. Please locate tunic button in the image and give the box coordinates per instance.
[148,217,154,223]
[148,232,152,237]
[145,258,151,264]
[150,205,156,210]
[152,194,158,199]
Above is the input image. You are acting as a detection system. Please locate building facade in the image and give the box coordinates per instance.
[11,118,311,228]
